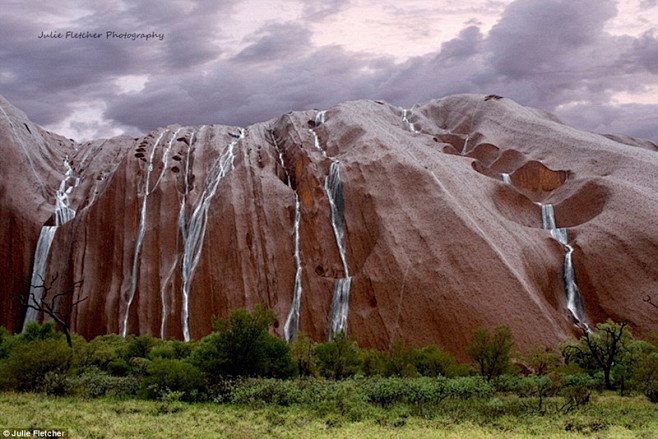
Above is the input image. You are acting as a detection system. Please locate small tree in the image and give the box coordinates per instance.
[190,304,295,380]
[416,345,467,378]
[466,325,514,380]
[385,339,418,377]
[290,332,318,377]
[520,346,562,375]
[16,274,87,348]
[561,320,632,390]
[315,331,361,379]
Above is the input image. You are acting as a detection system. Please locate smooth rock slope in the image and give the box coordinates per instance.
[1,94,657,357]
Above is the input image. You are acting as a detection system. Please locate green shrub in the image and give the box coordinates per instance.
[311,379,371,421]
[0,327,15,359]
[384,339,419,377]
[560,374,593,411]
[122,335,158,361]
[290,332,318,377]
[445,376,494,399]
[148,340,193,360]
[633,352,658,403]
[107,359,131,376]
[191,305,295,380]
[230,378,303,405]
[139,358,205,401]
[360,349,387,376]
[62,367,139,398]
[315,332,361,379]
[363,377,409,406]
[518,346,562,375]
[19,321,63,343]
[494,375,555,398]
[416,345,468,377]
[77,334,126,371]
[0,337,71,391]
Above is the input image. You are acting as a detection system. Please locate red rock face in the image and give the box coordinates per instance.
[2,94,657,358]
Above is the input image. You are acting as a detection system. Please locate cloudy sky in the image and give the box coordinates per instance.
[1,0,657,141]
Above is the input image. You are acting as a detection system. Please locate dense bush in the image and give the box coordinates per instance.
[139,358,205,401]
[59,368,140,398]
[229,378,304,405]
[634,352,658,403]
[0,323,72,391]
[290,332,319,377]
[190,305,295,380]
[0,338,71,391]
[315,331,361,379]
[416,345,469,378]
[0,327,14,359]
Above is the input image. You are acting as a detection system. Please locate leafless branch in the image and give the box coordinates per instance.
[15,275,86,347]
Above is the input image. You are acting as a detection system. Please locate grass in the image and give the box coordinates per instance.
[0,392,656,438]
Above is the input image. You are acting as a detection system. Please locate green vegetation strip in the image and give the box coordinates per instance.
[1,392,657,439]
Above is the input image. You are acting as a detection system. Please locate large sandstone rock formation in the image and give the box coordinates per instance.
[1,93,657,357]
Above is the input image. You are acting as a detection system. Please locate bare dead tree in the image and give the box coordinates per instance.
[16,274,87,348]
[644,295,658,310]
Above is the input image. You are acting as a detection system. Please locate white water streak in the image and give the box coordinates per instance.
[180,128,244,341]
[310,112,329,159]
[325,160,352,338]
[272,133,305,342]
[23,227,57,329]
[401,108,419,134]
[23,155,81,330]
[121,130,167,337]
[310,110,352,338]
[541,203,587,327]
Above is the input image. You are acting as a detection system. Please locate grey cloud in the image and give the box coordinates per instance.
[629,31,658,73]
[438,26,484,62]
[0,0,236,124]
[233,23,313,63]
[554,102,658,141]
[2,0,658,142]
[487,0,618,79]
[301,0,352,21]
[104,43,390,131]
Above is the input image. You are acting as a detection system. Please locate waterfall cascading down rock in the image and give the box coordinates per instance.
[23,227,57,328]
[160,129,194,338]
[310,111,352,339]
[23,156,81,330]
[311,111,329,159]
[540,204,587,328]
[401,108,419,134]
[122,130,170,337]
[179,127,244,341]
[326,160,352,338]
[271,131,304,343]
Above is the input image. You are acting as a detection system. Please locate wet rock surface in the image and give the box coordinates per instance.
[2,94,657,358]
